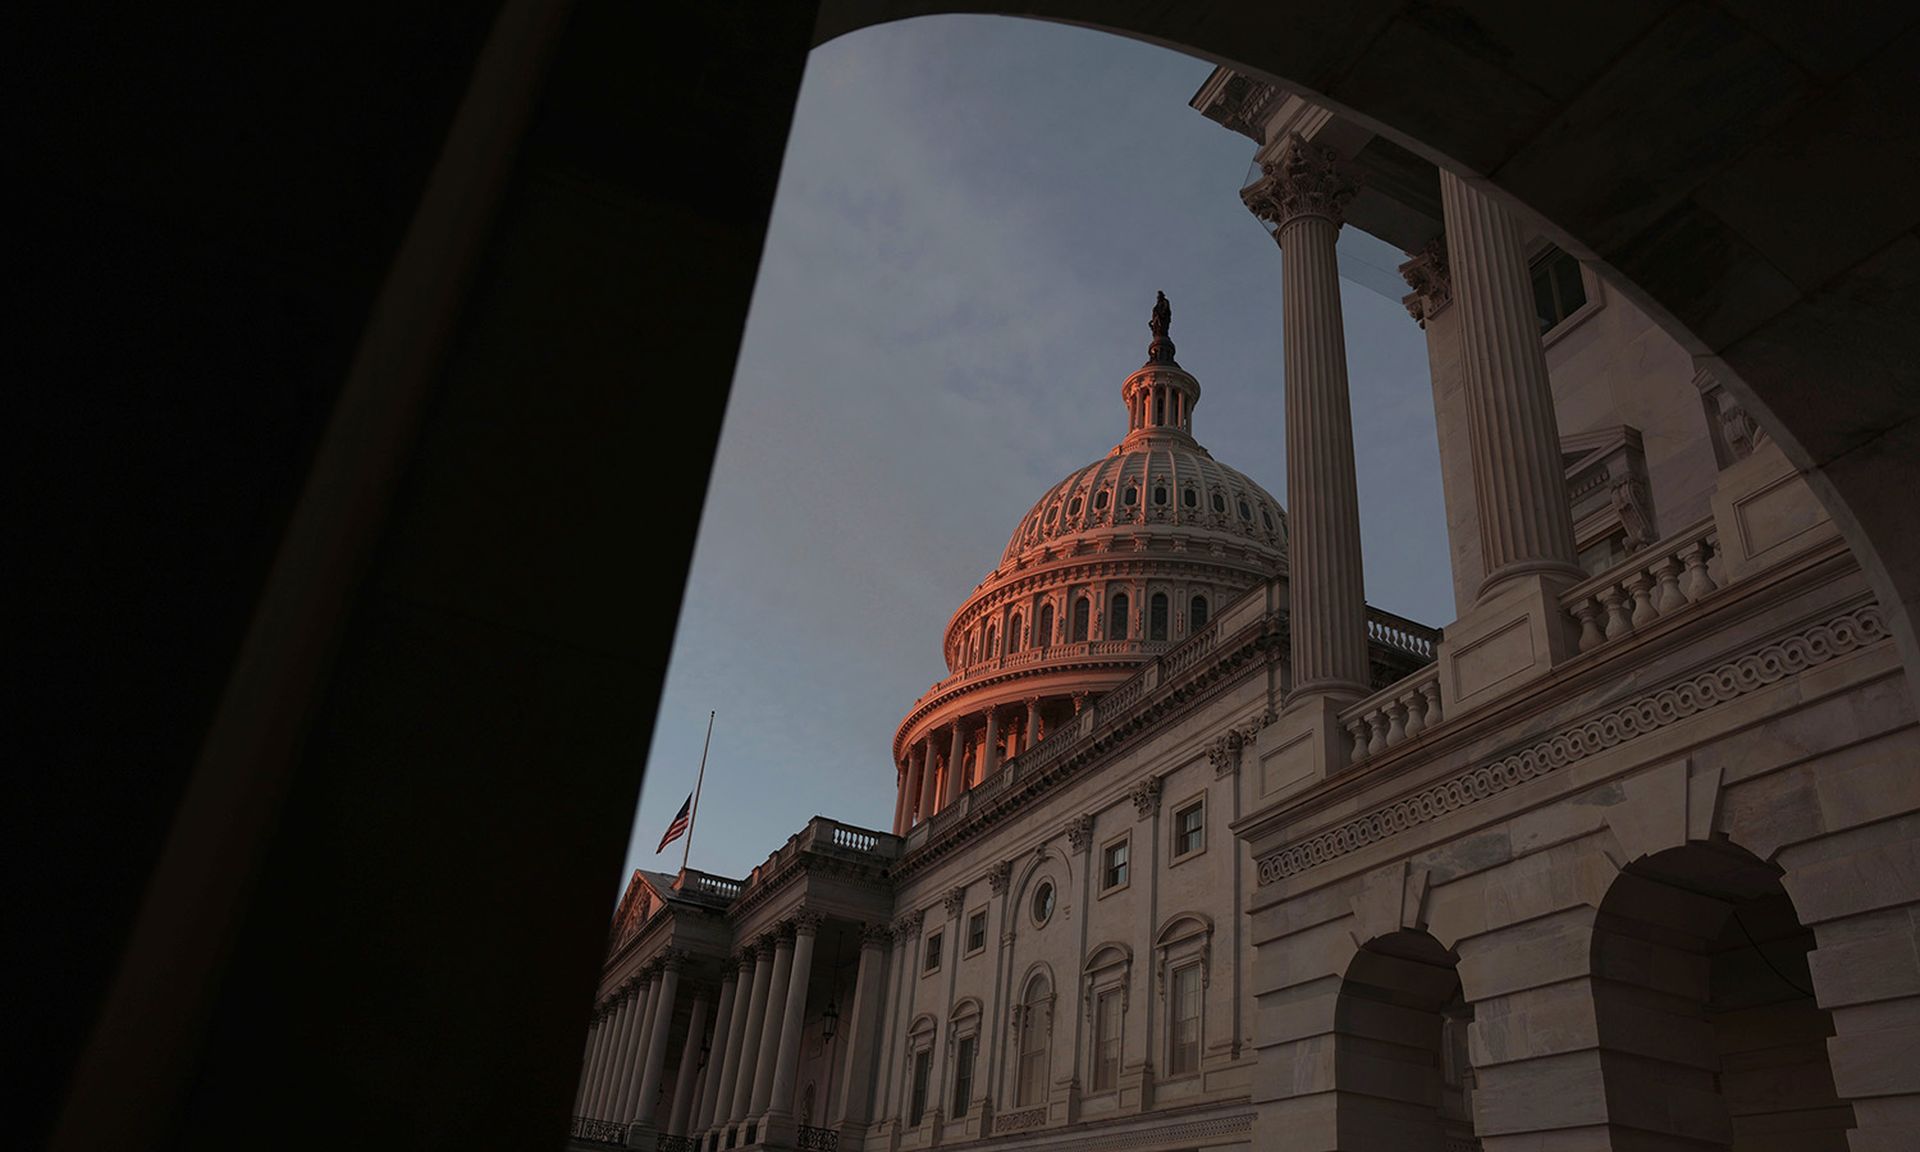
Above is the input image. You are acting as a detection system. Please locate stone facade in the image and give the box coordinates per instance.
[565,82,1920,1152]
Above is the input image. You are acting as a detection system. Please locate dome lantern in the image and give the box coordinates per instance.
[1122,292,1202,444]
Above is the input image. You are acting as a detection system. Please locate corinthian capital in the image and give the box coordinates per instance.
[1242,132,1359,232]
[1398,236,1453,328]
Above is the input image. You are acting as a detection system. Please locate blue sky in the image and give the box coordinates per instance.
[617,16,1449,897]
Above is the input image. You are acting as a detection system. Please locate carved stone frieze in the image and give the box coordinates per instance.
[1241,132,1360,232]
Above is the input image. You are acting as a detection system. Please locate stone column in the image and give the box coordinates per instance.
[578,1009,610,1115]
[666,990,710,1135]
[593,990,637,1119]
[612,971,654,1120]
[833,923,892,1131]
[711,951,758,1131]
[728,937,776,1123]
[944,722,967,804]
[767,911,823,1119]
[892,759,910,835]
[695,964,739,1134]
[748,923,797,1115]
[572,1017,598,1114]
[1025,697,1042,748]
[1244,132,1369,703]
[1437,169,1583,597]
[980,706,1000,781]
[632,954,682,1126]
[919,735,940,819]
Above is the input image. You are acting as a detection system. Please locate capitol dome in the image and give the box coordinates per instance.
[891,294,1289,809]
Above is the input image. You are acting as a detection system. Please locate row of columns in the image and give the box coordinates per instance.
[894,697,1050,834]
[572,951,699,1130]
[697,911,826,1142]
[1243,133,1582,708]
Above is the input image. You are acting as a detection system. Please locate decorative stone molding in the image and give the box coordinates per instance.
[891,909,925,939]
[1241,132,1360,232]
[942,887,968,919]
[659,947,688,972]
[1257,602,1888,884]
[1001,929,1017,947]
[859,921,893,947]
[987,860,1013,894]
[1207,728,1245,778]
[753,933,778,959]
[1065,815,1095,854]
[791,909,824,936]
[1398,237,1452,328]
[1131,774,1163,819]
[1695,362,1769,468]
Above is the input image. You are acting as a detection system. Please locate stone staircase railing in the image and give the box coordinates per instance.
[1560,518,1722,654]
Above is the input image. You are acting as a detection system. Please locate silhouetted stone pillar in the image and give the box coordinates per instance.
[832,923,891,1133]
[980,707,1000,781]
[944,722,967,805]
[695,962,739,1133]
[614,970,655,1120]
[918,735,939,821]
[666,990,709,1135]
[631,954,681,1125]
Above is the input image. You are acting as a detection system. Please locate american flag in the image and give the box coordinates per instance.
[655,793,693,854]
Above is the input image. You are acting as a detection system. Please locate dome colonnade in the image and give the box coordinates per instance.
[890,294,1289,834]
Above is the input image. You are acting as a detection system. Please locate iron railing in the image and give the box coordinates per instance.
[796,1124,840,1150]
[570,1116,629,1145]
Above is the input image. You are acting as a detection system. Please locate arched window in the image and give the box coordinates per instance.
[1109,592,1129,640]
[1017,975,1053,1106]
[1094,489,1109,511]
[1183,487,1198,508]
[1067,495,1082,517]
[1238,498,1252,521]
[1152,484,1168,506]
[1149,592,1169,641]
[1008,613,1023,654]
[985,623,997,658]
[1071,597,1090,642]
[1189,595,1209,632]
[1038,603,1055,648]
[1211,491,1226,514]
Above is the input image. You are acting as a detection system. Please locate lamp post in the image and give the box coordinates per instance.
[819,996,840,1128]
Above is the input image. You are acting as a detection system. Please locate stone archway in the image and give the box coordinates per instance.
[1334,930,1478,1152]
[1591,841,1851,1151]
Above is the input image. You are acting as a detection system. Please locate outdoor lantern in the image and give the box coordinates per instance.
[821,999,840,1043]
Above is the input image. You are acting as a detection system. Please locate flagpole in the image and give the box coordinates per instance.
[681,710,715,874]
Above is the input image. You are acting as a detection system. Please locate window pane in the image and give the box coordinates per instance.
[1094,991,1121,1091]
[1170,965,1201,1074]
[1104,841,1128,889]
[1109,593,1128,639]
[967,911,986,953]
[1177,802,1204,855]
[924,933,941,972]
[911,1049,931,1124]
[954,1036,976,1117]
[1149,593,1168,641]
[1554,253,1586,318]
[1190,596,1208,631]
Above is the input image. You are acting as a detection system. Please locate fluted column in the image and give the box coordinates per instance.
[832,923,892,1129]
[1025,697,1041,748]
[944,722,966,803]
[918,735,940,819]
[1245,131,1369,701]
[572,1017,599,1114]
[696,963,739,1133]
[748,924,797,1114]
[713,950,759,1129]
[980,706,1000,781]
[1437,169,1583,596]
[667,990,710,1135]
[728,938,776,1122]
[633,954,682,1125]
[767,912,822,1119]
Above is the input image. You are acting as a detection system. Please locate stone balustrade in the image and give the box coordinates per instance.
[1339,664,1443,766]
[1560,519,1721,654]
[1365,607,1440,662]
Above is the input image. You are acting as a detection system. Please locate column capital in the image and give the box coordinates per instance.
[1065,814,1095,854]
[942,886,968,919]
[859,921,893,948]
[1131,774,1163,819]
[790,909,824,936]
[659,947,689,973]
[891,908,925,938]
[987,859,1013,894]
[753,933,778,959]
[1242,132,1359,233]
[1398,235,1453,328]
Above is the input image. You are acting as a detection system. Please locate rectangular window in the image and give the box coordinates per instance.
[1093,990,1121,1092]
[1169,964,1201,1076]
[1173,799,1205,859]
[966,909,987,955]
[923,931,942,974]
[1530,246,1588,334]
[1101,838,1129,892]
[952,1034,976,1118]
[910,1048,932,1125]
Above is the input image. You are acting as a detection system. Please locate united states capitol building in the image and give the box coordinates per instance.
[565,76,1912,1152]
